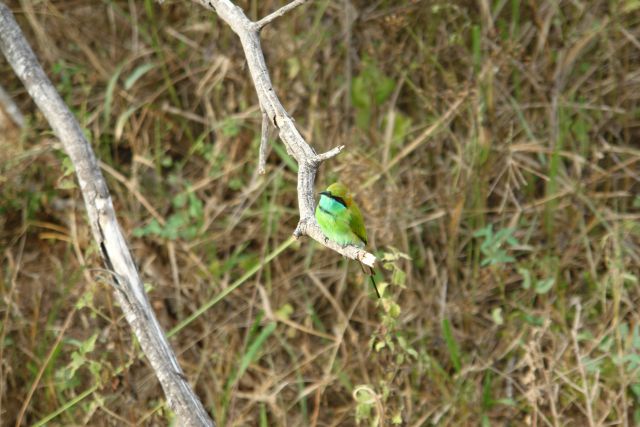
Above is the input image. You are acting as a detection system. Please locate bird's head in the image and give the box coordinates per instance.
[319,182,352,207]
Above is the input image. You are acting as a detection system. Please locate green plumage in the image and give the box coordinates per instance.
[315,183,366,247]
[315,182,380,298]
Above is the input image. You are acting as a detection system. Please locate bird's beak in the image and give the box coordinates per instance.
[319,191,330,197]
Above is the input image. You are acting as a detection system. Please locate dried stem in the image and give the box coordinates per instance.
[0,4,213,426]
[258,111,269,174]
[194,0,376,268]
[255,0,311,30]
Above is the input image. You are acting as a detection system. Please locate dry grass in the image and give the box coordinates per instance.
[1,0,640,425]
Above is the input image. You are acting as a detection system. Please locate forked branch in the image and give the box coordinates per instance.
[194,0,377,268]
[0,4,214,426]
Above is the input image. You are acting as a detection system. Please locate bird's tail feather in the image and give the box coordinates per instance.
[369,274,381,299]
[359,262,381,298]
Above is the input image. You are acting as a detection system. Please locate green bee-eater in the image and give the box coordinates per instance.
[315,182,380,298]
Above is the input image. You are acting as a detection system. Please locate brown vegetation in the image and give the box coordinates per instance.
[1,0,640,425]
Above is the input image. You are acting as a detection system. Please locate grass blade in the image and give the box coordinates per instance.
[442,318,461,373]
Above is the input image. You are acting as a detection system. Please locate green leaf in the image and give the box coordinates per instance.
[598,335,614,352]
[228,177,244,190]
[79,333,98,354]
[625,354,640,370]
[633,325,640,350]
[276,303,294,320]
[630,383,640,401]
[392,111,412,142]
[473,225,493,238]
[353,385,376,404]
[534,278,554,294]
[619,322,630,339]
[173,192,187,208]
[62,157,75,177]
[115,106,140,141]
[69,351,84,372]
[75,291,94,310]
[495,398,517,406]
[491,307,503,325]
[583,356,602,373]
[133,219,163,237]
[57,178,77,190]
[221,118,240,137]
[391,412,403,425]
[355,108,371,130]
[187,193,203,218]
[407,347,418,359]
[374,75,395,105]
[384,301,401,319]
[518,268,531,290]
[235,322,277,382]
[259,403,268,427]
[523,313,544,326]
[124,62,156,90]
[391,268,406,287]
[351,75,370,109]
[103,63,124,127]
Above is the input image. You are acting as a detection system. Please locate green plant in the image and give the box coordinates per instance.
[517,267,555,294]
[133,186,204,241]
[357,248,413,426]
[473,224,520,267]
[351,58,395,129]
[54,333,108,393]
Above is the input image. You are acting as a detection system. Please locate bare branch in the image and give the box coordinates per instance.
[258,111,269,174]
[294,218,376,267]
[315,145,345,163]
[193,0,377,268]
[255,0,311,30]
[0,4,214,426]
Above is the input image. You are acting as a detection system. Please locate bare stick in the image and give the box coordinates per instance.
[258,111,269,174]
[193,0,376,268]
[255,0,311,30]
[0,4,214,426]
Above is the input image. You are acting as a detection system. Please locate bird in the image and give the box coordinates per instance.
[315,182,381,298]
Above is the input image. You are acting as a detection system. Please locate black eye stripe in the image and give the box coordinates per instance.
[330,195,347,207]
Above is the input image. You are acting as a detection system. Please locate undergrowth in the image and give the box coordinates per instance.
[1,0,640,425]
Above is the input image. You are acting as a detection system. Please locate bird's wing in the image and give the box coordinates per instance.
[349,202,368,246]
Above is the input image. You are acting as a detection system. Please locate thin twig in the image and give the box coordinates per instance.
[315,145,345,162]
[258,111,269,174]
[255,0,311,30]
[0,4,214,426]
[193,0,376,268]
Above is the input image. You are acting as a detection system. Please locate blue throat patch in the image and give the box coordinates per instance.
[319,194,347,216]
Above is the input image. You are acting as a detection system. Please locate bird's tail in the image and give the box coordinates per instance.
[360,262,381,298]
[369,274,381,299]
